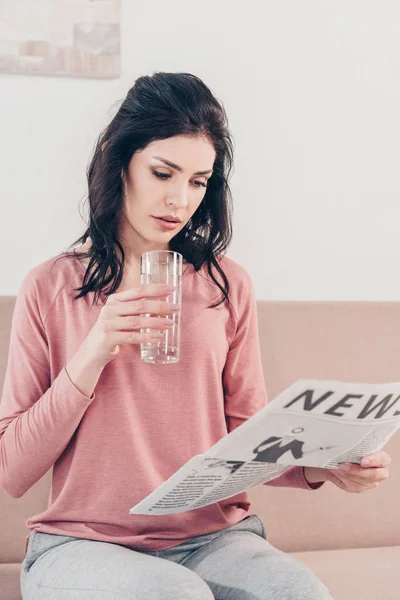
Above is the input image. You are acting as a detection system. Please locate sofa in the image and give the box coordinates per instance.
[0,296,399,600]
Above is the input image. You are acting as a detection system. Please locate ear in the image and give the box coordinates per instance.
[101,141,108,152]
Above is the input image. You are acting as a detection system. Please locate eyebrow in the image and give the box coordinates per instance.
[152,156,213,176]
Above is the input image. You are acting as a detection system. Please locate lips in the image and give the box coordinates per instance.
[156,216,181,223]
[152,217,180,231]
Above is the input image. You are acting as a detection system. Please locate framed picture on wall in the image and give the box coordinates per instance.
[0,0,121,79]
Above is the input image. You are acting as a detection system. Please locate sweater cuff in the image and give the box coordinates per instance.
[263,465,325,490]
[62,366,96,403]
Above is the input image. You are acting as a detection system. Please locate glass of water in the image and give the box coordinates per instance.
[140,250,183,364]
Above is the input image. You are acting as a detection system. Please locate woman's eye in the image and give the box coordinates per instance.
[153,171,170,180]
[152,171,207,188]
[193,180,208,188]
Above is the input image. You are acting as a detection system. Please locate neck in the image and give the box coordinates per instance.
[117,218,170,266]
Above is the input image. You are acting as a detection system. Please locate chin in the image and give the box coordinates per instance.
[136,219,184,244]
[143,231,177,246]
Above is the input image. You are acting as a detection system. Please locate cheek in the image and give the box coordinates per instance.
[125,176,158,213]
[190,194,205,215]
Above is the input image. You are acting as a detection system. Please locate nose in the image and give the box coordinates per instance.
[166,183,189,208]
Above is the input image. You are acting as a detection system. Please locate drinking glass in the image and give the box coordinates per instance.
[140,250,183,364]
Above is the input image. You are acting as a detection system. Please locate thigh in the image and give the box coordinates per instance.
[182,517,333,600]
[21,532,214,600]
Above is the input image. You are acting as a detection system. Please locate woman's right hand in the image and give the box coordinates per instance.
[83,283,180,366]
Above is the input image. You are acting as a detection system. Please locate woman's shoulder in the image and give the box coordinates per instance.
[207,255,255,317]
[18,249,83,303]
[217,254,253,288]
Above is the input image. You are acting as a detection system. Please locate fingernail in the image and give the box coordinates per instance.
[165,284,176,291]
[163,318,174,326]
[360,458,370,467]
[339,464,351,472]
[169,303,181,311]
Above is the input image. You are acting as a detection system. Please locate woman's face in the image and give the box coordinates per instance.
[119,134,216,255]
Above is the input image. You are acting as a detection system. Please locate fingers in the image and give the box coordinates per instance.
[115,299,181,318]
[112,315,175,332]
[338,464,389,484]
[110,330,165,346]
[105,284,181,318]
[360,451,391,468]
[327,458,390,493]
[327,470,379,493]
[319,450,392,495]
[108,283,176,303]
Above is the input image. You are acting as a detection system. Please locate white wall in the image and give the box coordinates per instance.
[1,1,399,299]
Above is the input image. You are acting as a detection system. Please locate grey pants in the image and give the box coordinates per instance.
[21,515,333,600]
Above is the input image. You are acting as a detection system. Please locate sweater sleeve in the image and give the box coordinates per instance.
[0,268,95,498]
[222,266,322,491]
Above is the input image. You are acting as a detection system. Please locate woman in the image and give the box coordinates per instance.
[0,72,390,600]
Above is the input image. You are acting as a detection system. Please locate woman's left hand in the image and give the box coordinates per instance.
[304,450,391,492]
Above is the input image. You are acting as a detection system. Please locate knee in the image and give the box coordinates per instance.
[276,559,332,600]
[147,566,214,600]
[171,573,214,600]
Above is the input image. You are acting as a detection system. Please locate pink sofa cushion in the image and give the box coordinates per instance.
[294,546,400,600]
[0,564,22,600]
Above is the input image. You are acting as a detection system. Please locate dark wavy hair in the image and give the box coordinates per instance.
[59,71,234,308]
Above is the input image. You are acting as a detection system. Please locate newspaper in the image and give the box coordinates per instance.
[129,379,400,515]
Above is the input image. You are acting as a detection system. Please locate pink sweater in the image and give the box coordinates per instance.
[0,251,314,551]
